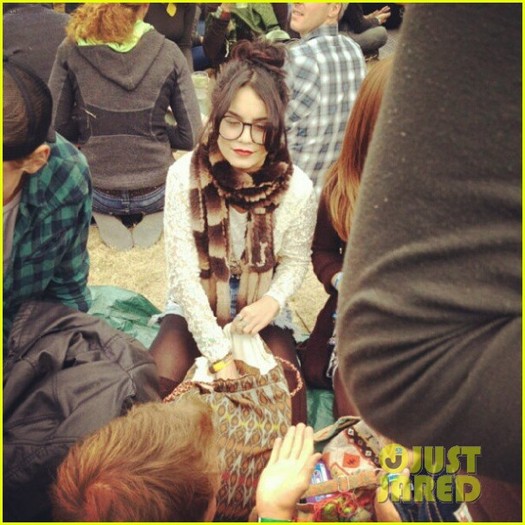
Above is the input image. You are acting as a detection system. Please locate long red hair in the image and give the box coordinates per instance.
[322,58,393,241]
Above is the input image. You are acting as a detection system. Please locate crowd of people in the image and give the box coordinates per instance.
[3,2,521,523]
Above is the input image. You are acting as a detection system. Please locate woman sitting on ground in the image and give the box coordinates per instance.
[49,3,202,250]
[300,58,393,416]
[150,39,316,424]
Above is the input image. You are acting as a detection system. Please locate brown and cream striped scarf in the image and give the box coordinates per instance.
[189,141,293,326]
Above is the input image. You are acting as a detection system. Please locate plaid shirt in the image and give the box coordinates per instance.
[3,134,92,349]
[285,25,366,191]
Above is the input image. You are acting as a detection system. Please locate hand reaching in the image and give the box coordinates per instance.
[256,424,322,521]
[231,295,280,335]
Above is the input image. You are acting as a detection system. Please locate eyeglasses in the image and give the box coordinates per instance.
[218,116,269,145]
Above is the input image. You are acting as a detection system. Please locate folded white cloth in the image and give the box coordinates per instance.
[192,323,277,382]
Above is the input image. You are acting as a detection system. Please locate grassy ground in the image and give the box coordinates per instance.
[87,225,328,337]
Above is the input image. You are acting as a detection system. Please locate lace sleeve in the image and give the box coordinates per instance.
[265,169,317,308]
[164,155,231,362]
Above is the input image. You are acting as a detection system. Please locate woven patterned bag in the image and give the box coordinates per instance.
[164,325,299,521]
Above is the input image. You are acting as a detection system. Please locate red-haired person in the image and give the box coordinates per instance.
[52,398,319,522]
[300,58,393,416]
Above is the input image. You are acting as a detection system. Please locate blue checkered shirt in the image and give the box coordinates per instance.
[285,25,366,191]
[3,133,92,350]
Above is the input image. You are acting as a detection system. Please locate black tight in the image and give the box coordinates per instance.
[150,315,307,424]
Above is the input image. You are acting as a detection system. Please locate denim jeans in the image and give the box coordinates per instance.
[192,45,212,72]
[92,185,165,216]
[392,471,460,522]
[229,276,240,317]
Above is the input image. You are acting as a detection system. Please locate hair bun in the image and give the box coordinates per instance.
[231,39,286,75]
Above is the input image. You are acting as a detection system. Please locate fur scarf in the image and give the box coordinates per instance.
[189,141,293,325]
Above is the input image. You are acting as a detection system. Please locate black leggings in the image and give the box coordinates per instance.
[150,314,307,424]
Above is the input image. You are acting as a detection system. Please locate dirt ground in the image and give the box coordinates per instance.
[87,225,328,336]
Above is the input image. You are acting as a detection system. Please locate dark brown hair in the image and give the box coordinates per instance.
[3,58,52,161]
[206,39,289,156]
[51,398,220,522]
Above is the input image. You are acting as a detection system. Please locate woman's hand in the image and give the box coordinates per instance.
[232,296,280,335]
[256,424,322,521]
[214,359,241,380]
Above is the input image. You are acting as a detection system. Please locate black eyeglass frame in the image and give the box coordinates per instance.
[218,116,269,146]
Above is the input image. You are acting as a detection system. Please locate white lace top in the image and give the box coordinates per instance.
[163,152,317,362]
[229,207,248,262]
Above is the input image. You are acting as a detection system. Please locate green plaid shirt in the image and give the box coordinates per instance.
[3,134,92,350]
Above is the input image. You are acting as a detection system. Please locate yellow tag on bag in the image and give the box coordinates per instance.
[166,3,177,17]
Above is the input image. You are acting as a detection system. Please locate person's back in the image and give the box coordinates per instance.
[49,3,202,249]
[3,4,69,83]
[285,3,366,193]
[337,4,521,521]
[50,3,201,190]
[144,3,196,71]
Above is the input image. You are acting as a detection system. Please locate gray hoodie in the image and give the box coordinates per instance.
[49,29,202,190]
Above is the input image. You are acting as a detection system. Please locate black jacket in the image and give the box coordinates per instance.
[3,301,160,521]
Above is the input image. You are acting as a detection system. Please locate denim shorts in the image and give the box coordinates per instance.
[92,185,165,216]
[229,276,296,329]
[155,276,298,338]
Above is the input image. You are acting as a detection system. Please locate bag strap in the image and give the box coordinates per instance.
[302,470,379,498]
[163,381,197,402]
[164,356,302,401]
[274,356,303,398]
[313,416,362,443]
